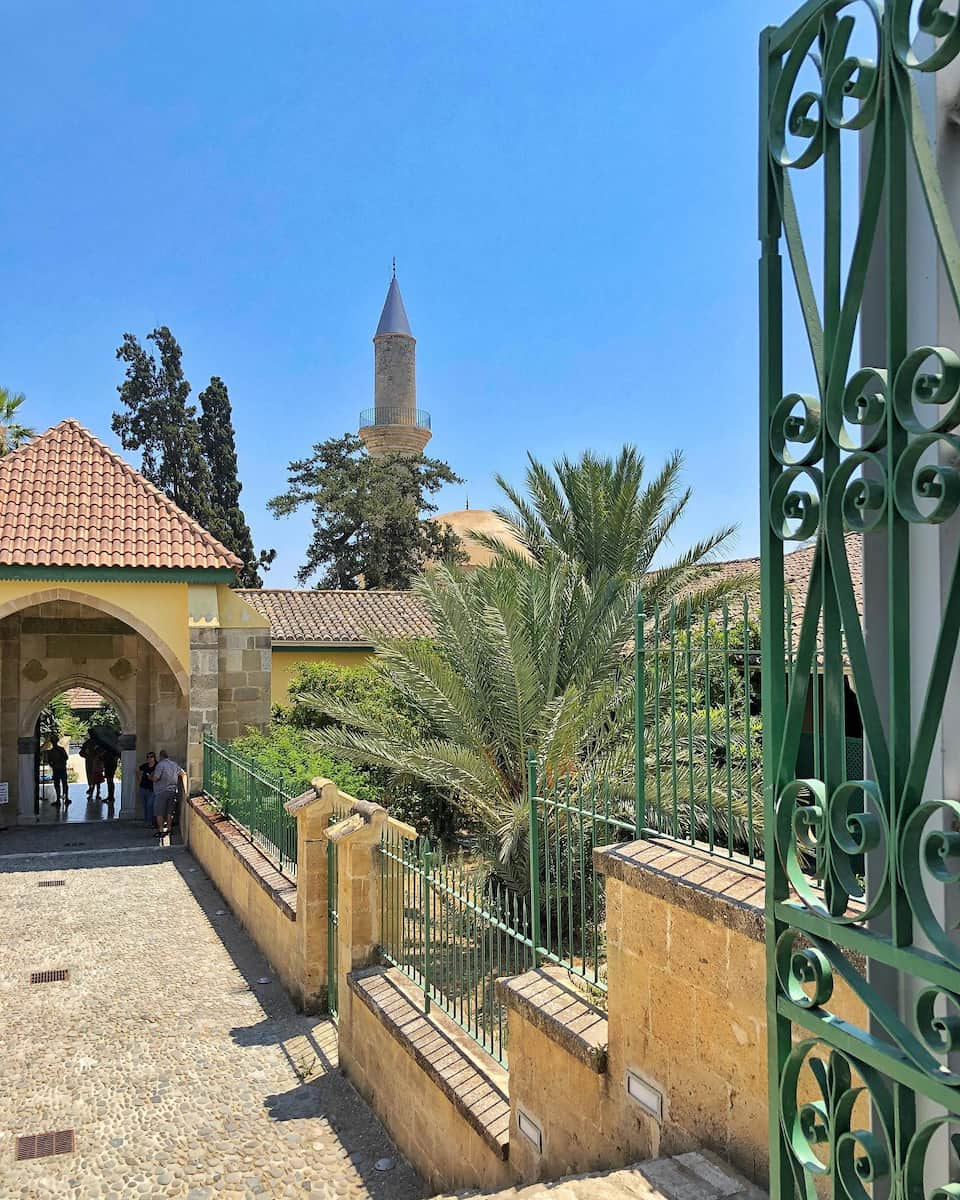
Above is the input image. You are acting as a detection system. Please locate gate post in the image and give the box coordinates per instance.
[284,778,339,1013]
[327,801,388,1052]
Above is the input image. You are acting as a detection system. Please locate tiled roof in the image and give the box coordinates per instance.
[696,533,863,652]
[64,687,104,710]
[235,588,434,644]
[0,420,241,571]
[240,537,863,650]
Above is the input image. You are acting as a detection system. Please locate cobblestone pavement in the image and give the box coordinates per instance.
[0,822,425,1200]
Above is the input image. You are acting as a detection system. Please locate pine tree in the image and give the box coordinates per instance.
[198,376,274,588]
[112,328,214,525]
[269,432,464,589]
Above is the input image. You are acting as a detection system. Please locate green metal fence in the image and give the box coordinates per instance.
[202,734,299,878]
[379,830,535,1066]
[636,595,763,861]
[526,754,634,992]
[636,593,864,865]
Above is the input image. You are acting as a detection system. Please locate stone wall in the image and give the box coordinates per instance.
[184,796,300,999]
[183,785,331,1013]
[347,969,513,1196]
[498,968,651,1183]
[217,628,272,742]
[598,840,869,1188]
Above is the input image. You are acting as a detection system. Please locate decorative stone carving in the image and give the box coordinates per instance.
[109,657,133,681]
[22,659,48,683]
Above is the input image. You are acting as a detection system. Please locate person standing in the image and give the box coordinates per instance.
[139,752,156,827]
[79,737,98,800]
[151,750,185,839]
[101,742,120,806]
[47,740,69,807]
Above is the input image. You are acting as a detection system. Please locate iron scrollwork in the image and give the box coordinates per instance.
[763,2,960,1196]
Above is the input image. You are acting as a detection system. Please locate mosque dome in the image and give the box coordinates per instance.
[431,509,526,568]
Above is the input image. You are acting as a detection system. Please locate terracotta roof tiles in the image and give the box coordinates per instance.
[234,588,433,644]
[0,420,241,572]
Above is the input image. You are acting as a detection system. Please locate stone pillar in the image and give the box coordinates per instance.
[17,736,37,821]
[283,778,339,1013]
[118,733,137,820]
[188,628,220,791]
[328,800,387,1046]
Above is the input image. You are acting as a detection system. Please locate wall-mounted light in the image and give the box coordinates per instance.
[626,1070,663,1121]
[517,1110,543,1153]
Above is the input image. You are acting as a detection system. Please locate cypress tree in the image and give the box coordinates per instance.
[198,376,274,588]
[112,327,214,526]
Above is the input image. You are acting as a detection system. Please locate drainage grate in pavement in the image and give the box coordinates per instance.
[29,969,70,985]
[37,880,66,888]
[15,1130,75,1161]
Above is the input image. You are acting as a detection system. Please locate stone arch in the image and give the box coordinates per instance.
[0,587,189,696]
[20,673,136,739]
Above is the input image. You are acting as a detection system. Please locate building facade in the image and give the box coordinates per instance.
[0,420,271,825]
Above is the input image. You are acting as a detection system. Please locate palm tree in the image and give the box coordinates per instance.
[304,445,762,874]
[476,446,751,612]
[308,553,638,879]
[0,388,35,456]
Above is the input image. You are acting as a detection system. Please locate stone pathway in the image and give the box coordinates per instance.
[0,822,425,1200]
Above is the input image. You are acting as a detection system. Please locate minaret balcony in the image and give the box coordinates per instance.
[359,407,431,431]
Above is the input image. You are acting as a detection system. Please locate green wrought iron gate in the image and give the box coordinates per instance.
[761,3,960,1197]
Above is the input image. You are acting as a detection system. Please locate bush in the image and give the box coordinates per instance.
[272,656,461,841]
[232,725,379,801]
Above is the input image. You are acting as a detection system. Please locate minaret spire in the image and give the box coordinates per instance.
[359,268,431,457]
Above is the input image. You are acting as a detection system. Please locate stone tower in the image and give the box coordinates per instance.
[358,268,432,457]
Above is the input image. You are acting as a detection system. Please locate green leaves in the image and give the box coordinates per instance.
[268,432,465,589]
[0,387,36,457]
[112,329,271,585]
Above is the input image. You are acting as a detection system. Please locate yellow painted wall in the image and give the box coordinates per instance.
[0,580,191,689]
[269,648,375,705]
[215,585,271,630]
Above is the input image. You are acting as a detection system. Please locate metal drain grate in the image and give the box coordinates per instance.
[15,1130,75,1161]
[29,969,70,985]
[37,879,65,888]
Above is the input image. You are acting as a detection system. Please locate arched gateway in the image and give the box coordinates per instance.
[0,419,272,824]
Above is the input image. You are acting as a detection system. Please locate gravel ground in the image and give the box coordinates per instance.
[0,823,425,1200]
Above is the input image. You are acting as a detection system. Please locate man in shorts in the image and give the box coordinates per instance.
[47,740,70,806]
[152,749,185,839]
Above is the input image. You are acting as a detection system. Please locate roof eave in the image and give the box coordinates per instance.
[0,564,237,584]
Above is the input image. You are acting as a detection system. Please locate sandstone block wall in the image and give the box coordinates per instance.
[599,841,868,1188]
[346,970,513,1196]
[217,628,272,742]
[184,797,300,1000]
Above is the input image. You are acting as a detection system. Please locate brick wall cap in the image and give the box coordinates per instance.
[497,966,608,1073]
[349,967,510,1159]
[595,838,766,943]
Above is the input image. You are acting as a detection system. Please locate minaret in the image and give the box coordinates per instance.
[359,264,432,457]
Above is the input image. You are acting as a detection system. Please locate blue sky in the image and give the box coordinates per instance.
[2,0,808,586]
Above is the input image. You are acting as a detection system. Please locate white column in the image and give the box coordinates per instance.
[860,44,960,1188]
[17,740,36,822]
[119,734,137,819]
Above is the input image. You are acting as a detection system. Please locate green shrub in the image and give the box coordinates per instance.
[232,725,379,802]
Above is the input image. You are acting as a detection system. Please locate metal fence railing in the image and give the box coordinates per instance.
[637,596,763,862]
[636,593,864,867]
[359,406,431,430]
[380,830,534,1066]
[202,734,299,878]
[526,755,634,993]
